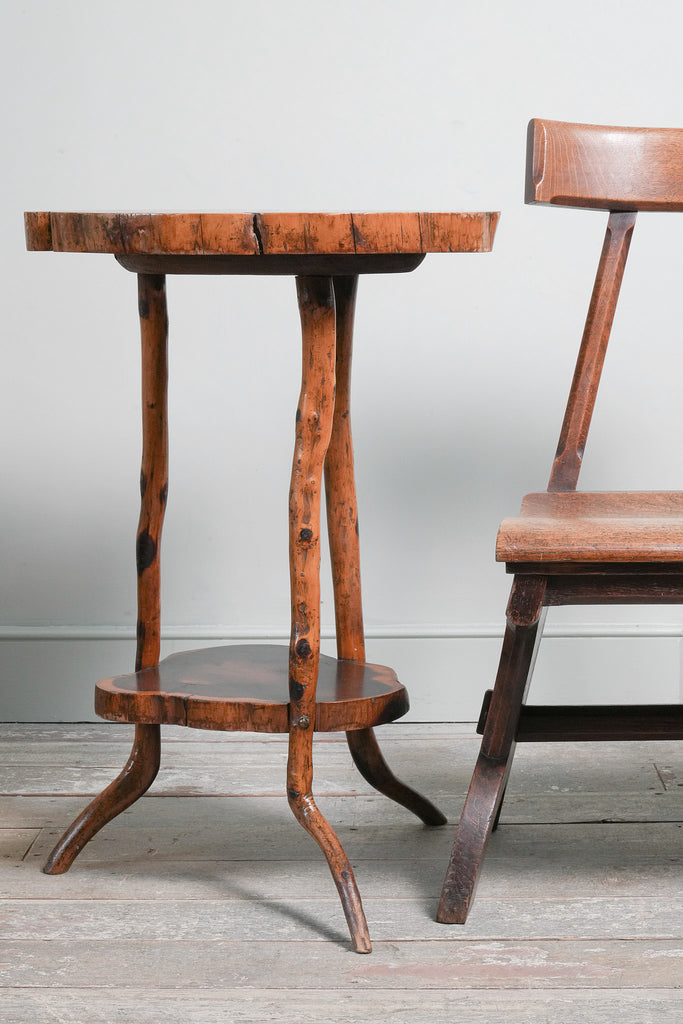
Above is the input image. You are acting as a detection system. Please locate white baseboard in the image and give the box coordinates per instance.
[1,625,681,722]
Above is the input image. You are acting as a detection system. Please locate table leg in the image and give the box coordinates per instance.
[286,275,371,953]
[44,274,167,873]
[326,275,447,828]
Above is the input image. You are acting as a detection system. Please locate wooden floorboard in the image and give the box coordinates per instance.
[3,896,682,941]
[0,722,680,1021]
[1,989,681,1024]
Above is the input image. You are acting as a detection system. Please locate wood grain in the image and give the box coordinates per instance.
[5,896,682,942]
[497,515,683,562]
[2,990,681,1024]
[4,937,682,990]
[7,821,682,899]
[548,211,635,491]
[94,644,408,733]
[438,585,546,925]
[526,118,683,210]
[520,492,683,517]
[25,211,499,255]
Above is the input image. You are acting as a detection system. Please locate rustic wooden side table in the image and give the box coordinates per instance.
[25,210,498,951]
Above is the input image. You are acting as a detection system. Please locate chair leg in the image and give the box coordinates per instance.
[491,782,507,831]
[437,577,546,924]
[347,727,447,826]
[44,723,161,874]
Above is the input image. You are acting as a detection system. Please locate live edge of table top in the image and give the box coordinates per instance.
[24,210,499,257]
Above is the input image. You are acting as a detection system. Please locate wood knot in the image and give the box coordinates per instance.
[289,676,305,700]
[136,529,157,575]
[295,638,312,659]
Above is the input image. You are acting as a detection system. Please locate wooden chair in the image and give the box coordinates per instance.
[437,118,683,925]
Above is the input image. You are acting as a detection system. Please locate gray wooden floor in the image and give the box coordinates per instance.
[0,722,681,1022]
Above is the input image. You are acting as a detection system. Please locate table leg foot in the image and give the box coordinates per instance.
[288,789,372,953]
[347,727,447,826]
[43,723,161,874]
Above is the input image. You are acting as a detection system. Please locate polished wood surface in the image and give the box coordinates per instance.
[25,210,498,255]
[95,644,408,733]
[526,118,683,210]
[438,120,683,927]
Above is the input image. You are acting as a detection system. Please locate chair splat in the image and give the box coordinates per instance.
[549,210,636,491]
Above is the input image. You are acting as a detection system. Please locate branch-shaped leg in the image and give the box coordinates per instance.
[436,577,547,923]
[287,784,370,953]
[325,276,446,828]
[44,274,168,874]
[43,724,161,873]
[288,275,371,953]
[347,728,446,826]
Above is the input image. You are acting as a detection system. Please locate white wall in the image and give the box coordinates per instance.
[2,0,683,721]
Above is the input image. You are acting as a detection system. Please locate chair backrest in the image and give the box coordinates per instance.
[525,119,683,491]
[526,118,683,211]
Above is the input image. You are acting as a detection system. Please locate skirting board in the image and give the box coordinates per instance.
[0,628,681,722]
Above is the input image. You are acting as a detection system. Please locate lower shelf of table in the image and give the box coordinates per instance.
[95,644,409,733]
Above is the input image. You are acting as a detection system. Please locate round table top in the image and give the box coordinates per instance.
[25,210,498,256]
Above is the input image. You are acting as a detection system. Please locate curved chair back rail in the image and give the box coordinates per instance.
[526,118,683,211]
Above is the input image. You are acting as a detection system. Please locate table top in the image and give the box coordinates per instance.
[25,211,498,256]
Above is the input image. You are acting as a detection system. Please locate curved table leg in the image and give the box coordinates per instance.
[437,577,547,923]
[288,777,371,953]
[288,275,371,952]
[347,727,447,826]
[326,275,446,827]
[44,273,169,873]
[44,724,161,873]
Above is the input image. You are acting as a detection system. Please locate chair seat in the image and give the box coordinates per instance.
[95,643,409,733]
[496,491,683,563]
